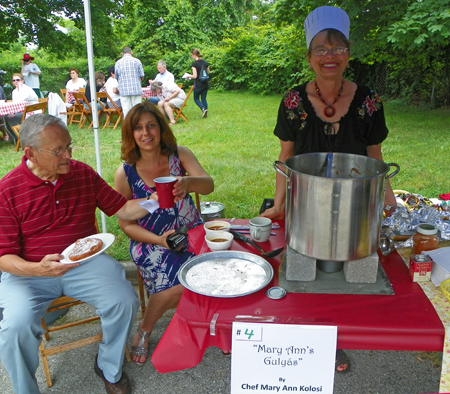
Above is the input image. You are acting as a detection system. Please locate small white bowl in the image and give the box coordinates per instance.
[203,220,231,236]
[205,231,233,251]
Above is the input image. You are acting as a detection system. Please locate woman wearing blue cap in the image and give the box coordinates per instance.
[262,5,398,373]
[262,6,397,222]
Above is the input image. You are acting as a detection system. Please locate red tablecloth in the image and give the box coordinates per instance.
[151,219,444,373]
[66,91,78,104]
[142,87,157,99]
[67,88,156,103]
[0,101,28,116]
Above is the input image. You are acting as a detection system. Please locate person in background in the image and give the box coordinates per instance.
[0,114,153,394]
[260,5,397,373]
[5,73,39,130]
[85,71,106,112]
[0,85,7,140]
[0,68,6,88]
[150,81,186,126]
[20,53,42,98]
[104,66,121,109]
[114,102,213,365]
[115,46,144,118]
[147,60,175,106]
[65,68,87,104]
[182,48,210,118]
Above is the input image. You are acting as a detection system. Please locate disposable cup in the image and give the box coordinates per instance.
[154,177,177,209]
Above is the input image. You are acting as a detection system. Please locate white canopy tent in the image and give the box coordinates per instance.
[83,0,107,232]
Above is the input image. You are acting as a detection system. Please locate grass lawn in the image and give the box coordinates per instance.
[1,91,449,260]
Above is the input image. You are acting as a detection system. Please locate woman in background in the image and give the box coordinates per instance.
[104,66,121,109]
[6,73,39,129]
[85,71,106,112]
[183,48,210,118]
[65,68,87,104]
[150,81,186,125]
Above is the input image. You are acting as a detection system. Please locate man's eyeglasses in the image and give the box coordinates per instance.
[311,47,348,57]
[34,142,76,157]
[12,79,22,82]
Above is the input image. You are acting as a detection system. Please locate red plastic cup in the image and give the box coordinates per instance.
[154,177,177,209]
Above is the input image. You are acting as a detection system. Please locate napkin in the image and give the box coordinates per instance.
[424,247,450,286]
[138,199,159,214]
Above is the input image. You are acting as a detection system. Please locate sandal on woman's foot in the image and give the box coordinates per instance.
[335,349,350,373]
[131,328,151,365]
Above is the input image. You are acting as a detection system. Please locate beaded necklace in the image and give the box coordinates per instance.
[315,80,344,118]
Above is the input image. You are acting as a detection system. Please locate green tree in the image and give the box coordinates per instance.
[273,0,412,61]
[0,0,122,56]
[387,0,450,106]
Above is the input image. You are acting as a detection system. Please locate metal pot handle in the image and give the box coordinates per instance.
[385,163,400,180]
[273,161,289,180]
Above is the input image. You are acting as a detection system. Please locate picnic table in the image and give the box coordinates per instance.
[0,101,29,117]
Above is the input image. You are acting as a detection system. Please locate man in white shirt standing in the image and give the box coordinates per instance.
[147,60,175,105]
[20,53,42,98]
[114,47,144,118]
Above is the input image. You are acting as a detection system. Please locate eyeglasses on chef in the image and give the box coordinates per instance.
[34,141,76,157]
[311,47,348,57]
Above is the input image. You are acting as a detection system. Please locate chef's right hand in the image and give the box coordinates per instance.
[39,254,79,276]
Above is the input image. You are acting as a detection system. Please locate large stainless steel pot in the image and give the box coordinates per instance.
[275,153,399,261]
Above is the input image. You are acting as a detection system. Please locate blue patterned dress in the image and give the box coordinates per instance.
[123,150,203,294]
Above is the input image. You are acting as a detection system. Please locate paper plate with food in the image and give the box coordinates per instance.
[59,233,115,264]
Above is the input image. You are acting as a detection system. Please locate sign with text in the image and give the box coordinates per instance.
[231,322,337,394]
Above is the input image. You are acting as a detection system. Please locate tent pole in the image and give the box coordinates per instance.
[83,0,107,232]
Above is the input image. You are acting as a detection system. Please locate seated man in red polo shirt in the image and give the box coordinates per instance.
[0,114,153,394]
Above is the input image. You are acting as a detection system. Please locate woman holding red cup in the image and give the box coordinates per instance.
[114,102,214,365]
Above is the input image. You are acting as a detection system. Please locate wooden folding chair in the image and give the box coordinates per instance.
[96,91,123,130]
[11,100,48,152]
[39,219,131,388]
[71,92,96,128]
[174,86,194,123]
[60,89,84,126]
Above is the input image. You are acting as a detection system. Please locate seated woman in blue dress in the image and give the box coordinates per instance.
[114,102,214,365]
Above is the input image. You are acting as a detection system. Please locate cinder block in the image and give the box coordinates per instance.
[343,253,379,283]
[286,246,316,281]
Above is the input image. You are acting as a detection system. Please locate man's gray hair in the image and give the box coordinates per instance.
[122,46,132,54]
[20,114,67,150]
[157,60,167,68]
